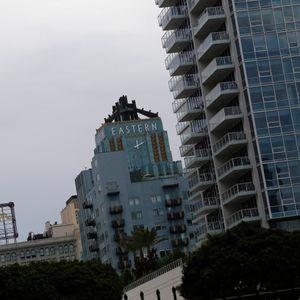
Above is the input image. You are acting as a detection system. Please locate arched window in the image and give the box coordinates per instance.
[156,289,161,300]
[172,286,177,300]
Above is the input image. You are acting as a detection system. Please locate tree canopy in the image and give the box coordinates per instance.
[0,260,123,300]
[180,222,300,300]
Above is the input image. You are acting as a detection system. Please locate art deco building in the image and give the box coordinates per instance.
[155,0,300,245]
[75,96,194,271]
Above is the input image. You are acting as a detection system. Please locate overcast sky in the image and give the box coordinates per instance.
[0,0,181,241]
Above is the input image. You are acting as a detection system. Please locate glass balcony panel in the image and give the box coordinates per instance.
[192,196,220,221]
[180,119,208,145]
[222,182,256,206]
[194,7,225,37]
[201,56,234,84]
[197,31,230,61]
[166,51,196,76]
[158,6,188,30]
[169,74,200,99]
[217,156,252,181]
[176,96,204,122]
[206,81,238,109]
[184,148,211,169]
[162,28,192,53]
[213,132,247,157]
[226,208,260,228]
[209,106,242,133]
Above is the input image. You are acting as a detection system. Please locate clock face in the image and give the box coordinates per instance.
[133,138,145,150]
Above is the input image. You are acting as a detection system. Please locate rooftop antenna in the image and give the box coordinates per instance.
[0,202,18,244]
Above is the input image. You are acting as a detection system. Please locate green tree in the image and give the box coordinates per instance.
[0,261,123,300]
[180,222,300,300]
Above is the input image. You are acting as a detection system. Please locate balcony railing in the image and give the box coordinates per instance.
[197,31,230,61]
[165,197,182,207]
[194,7,225,37]
[206,81,238,109]
[179,144,194,157]
[172,238,189,247]
[210,106,242,132]
[162,28,192,53]
[213,132,247,156]
[165,51,196,76]
[222,182,256,205]
[197,220,224,237]
[155,0,180,8]
[188,172,215,190]
[201,56,233,84]
[176,96,204,122]
[169,74,200,99]
[109,205,123,215]
[189,0,218,14]
[217,156,251,180]
[184,148,211,169]
[158,6,188,30]
[168,211,185,220]
[226,208,260,228]
[193,196,220,220]
[180,120,208,145]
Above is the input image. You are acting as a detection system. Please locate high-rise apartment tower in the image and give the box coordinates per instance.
[155,0,300,245]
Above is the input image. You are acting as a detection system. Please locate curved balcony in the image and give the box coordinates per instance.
[196,220,224,240]
[201,56,234,85]
[188,171,215,194]
[189,0,218,15]
[162,28,192,53]
[213,132,247,157]
[155,0,181,8]
[226,208,260,229]
[209,106,243,133]
[194,7,225,37]
[197,31,230,61]
[222,183,256,206]
[206,81,239,110]
[217,156,252,182]
[180,120,208,145]
[166,51,196,76]
[192,197,220,222]
[158,6,188,30]
[184,148,211,169]
[169,74,200,99]
[175,96,204,122]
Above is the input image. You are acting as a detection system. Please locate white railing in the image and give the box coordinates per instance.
[180,119,208,144]
[213,132,246,154]
[179,144,194,157]
[206,81,238,106]
[176,96,204,121]
[162,28,192,50]
[169,74,200,92]
[222,182,255,204]
[124,258,183,292]
[197,220,224,236]
[158,5,187,28]
[201,56,232,80]
[197,31,229,58]
[217,156,251,178]
[194,7,225,33]
[210,106,242,131]
[226,208,259,227]
[165,51,195,73]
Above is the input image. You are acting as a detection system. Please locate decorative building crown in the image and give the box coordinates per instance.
[104,96,158,123]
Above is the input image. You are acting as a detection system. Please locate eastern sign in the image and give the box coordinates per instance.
[110,121,159,137]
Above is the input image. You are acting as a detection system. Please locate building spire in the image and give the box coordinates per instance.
[104,95,158,123]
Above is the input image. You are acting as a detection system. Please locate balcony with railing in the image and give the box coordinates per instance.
[196,220,224,240]
[179,144,194,157]
[109,205,123,215]
[226,208,260,228]
[193,197,220,222]
[194,7,225,37]
[112,219,125,229]
[188,171,215,193]
[180,120,208,145]
[213,132,247,157]
[155,0,181,8]
[217,156,252,181]
[222,182,256,206]
[184,148,211,169]
[158,5,188,30]
[172,237,189,247]
[189,0,218,15]
[169,74,200,99]
[206,81,238,109]
[176,96,204,122]
[201,56,234,84]
[162,28,192,53]
[168,211,185,220]
[209,106,242,133]
[166,51,196,76]
[197,31,230,61]
[165,197,182,207]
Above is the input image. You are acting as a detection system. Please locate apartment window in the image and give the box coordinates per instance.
[45,248,50,256]
[69,244,74,253]
[39,249,44,257]
[153,208,164,217]
[131,211,143,220]
[151,195,162,204]
[50,247,55,256]
[129,197,141,206]
[64,245,69,253]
